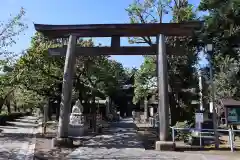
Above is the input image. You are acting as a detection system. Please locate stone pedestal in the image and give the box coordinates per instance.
[52,137,73,148]
[68,124,85,137]
[155,141,176,151]
[68,100,86,137]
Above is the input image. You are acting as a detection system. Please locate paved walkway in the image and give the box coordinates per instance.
[67,118,239,160]
[0,116,40,160]
[67,118,145,159]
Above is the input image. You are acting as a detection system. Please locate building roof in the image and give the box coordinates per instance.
[34,21,202,38]
[221,98,240,107]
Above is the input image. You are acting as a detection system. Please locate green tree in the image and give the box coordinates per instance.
[198,0,240,101]
[127,0,199,125]
[214,55,240,99]
[14,32,127,120]
[0,7,27,68]
[0,7,27,113]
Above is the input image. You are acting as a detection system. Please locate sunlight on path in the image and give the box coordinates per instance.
[67,118,236,160]
[0,116,39,160]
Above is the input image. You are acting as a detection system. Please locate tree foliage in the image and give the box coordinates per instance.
[0,8,27,113]
[11,32,127,117]
[198,0,240,101]
[0,7,128,115]
[127,0,199,125]
[0,7,27,67]
[214,55,240,99]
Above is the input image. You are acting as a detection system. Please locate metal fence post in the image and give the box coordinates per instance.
[200,129,202,148]
[172,127,175,143]
[233,129,235,141]
[154,117,156,128]
[229,128,234,152]
[151,117,154,128]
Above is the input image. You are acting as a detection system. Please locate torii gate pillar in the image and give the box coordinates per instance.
[155,34,176,150]
[57,35,77,138]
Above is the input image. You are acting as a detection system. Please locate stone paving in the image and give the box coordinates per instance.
[0,116,40,160]
[67,118,239,160]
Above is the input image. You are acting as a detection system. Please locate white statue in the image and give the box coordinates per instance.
[69,99,86,137]
[70,99,84,125]
[72,99,83,115]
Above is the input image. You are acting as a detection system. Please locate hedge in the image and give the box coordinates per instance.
[0,112,31,125]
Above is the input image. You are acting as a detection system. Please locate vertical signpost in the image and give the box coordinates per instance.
[195,112,204,147]
[198,70,204,111]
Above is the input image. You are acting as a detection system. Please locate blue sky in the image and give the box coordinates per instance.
[1,0,204,68]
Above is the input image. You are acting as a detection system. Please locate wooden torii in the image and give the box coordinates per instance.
[34,21,202,149]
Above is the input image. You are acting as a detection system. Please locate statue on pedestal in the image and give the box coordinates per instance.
[69,99,84,125]
[68,99,86,137]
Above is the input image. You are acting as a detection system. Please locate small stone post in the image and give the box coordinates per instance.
[43,104,48,134]
[144,97,148,123]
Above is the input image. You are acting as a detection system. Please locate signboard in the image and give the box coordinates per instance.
[227,108,240,124]
[195,113,204,123]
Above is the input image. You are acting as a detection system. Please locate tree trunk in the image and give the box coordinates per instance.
[169,92,181,126]
[168,82,178,126]
[39,106,44,115]
[106,96,110,117]
[6,100,11,114]
[0,98,4,114]
[55,95,61,121]
[13,100,17,112]
[92,97,97,132]
[48,100,52,121]
[56,102,60,121]
[22,106,26,112]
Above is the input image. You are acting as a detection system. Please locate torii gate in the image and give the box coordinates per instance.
[34,22,201,150]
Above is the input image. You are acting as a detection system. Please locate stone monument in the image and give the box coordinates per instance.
[68,99,85,137]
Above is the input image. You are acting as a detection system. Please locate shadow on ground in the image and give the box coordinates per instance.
[0,148,34,160]
[75,119,144,149]
[34,137,77,160]
[0,133,34,142]
[0,126,19,129]
[3,122,37,128]
[175,146,240,152]
[14,118,38,124]
[80,131,142,149]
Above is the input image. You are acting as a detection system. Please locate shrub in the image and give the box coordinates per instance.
[174,121,192,141]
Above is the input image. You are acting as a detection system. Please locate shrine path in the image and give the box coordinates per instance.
[67,118,236,160]
[0,116,40,160]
